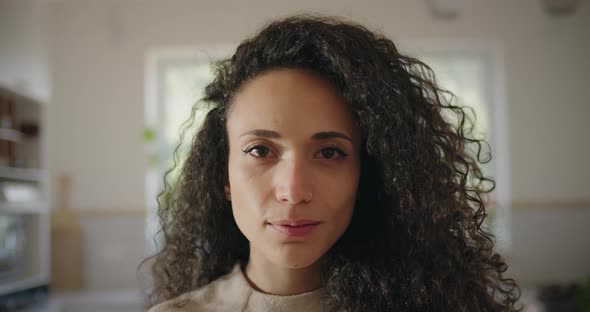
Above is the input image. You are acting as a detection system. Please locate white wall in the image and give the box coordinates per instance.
[0,0,51,102]
[510,206,590,286]
[2,0,588,290]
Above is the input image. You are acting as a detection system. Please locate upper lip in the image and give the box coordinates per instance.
[270,219,320,226]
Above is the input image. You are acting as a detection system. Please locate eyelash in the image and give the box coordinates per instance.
[241,144,349,160]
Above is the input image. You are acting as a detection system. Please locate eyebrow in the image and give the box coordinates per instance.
[240,129,353,143]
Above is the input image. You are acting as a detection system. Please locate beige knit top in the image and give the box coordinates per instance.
[148,264,327,312]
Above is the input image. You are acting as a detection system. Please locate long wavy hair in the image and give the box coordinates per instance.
[142,15,521,311]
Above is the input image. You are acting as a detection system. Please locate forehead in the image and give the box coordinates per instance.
[226,69,359,142]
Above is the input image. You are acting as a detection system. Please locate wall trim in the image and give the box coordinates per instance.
[512,200,590,209]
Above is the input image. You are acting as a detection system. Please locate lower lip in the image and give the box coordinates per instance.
[270,223,319,237]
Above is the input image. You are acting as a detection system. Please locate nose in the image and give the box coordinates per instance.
[275,156,313,205]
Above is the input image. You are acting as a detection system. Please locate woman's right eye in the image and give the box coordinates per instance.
[242,145,274,158]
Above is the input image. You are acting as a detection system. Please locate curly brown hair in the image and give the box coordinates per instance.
[141,14,521,311]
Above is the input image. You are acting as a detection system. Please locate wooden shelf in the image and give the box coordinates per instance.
[0,275,48,296]
[0,128,23,143]
[0,167,45,182]
[0,201,47,214]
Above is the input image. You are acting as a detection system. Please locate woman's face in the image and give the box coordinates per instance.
[225,68,361,269]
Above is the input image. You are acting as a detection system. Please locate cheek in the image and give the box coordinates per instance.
[323,163,360,206]
[228,158,270,204]
[324,174,358,230]
[227,157,272,239]
[324,167,360,236]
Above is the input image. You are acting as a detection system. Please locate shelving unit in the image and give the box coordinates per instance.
[0,202,47,214]
[0,86,49,301]
[0,167,46,182]
[0,129,23,143]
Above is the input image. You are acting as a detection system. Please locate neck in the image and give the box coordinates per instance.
[244,247,323,296]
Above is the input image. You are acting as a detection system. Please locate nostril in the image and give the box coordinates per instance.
[276,190,312,205]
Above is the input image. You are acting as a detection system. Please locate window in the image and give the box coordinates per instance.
[144,47,229,253]
[144,44,510,253]
[415,50,511,252]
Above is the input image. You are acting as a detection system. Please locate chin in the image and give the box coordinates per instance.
[268,246,323,269]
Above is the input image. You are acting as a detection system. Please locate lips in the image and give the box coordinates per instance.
[268,220,320,237]
[272,219,319,226]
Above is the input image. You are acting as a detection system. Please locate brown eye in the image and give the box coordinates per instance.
[243,145,273,158]
[318,147,347,160]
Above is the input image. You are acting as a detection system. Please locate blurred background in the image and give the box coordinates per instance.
[0,0,588,311]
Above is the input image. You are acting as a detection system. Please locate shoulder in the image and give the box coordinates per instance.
[147,265,251,312]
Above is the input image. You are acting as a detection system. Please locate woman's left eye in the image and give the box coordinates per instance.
[317,147,348,160]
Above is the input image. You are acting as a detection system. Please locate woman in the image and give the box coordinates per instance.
[143,15,520,311]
